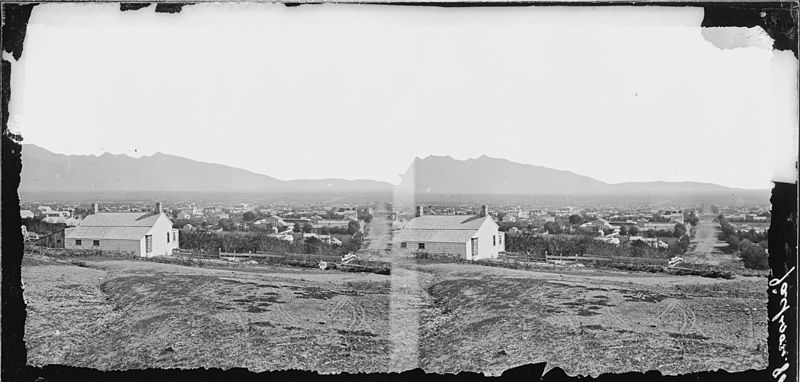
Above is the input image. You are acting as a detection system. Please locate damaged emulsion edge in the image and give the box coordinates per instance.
[0,2,797,381]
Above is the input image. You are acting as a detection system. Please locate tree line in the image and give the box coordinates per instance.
[178,230,362,256]
[505,233,686,259]
[501,218,689,239]
[717,215,768,269]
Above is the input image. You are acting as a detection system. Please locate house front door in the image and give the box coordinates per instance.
[471,238,479,259]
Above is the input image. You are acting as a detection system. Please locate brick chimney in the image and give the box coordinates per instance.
[480,205,489,217]
[92,203,99,214]
[416,205,424,217]
[155,202,163,214]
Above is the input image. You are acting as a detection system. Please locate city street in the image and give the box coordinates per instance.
[684,218,741,267]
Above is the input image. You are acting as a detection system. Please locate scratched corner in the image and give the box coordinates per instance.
[1,3,37,62]
[701,5,798,57]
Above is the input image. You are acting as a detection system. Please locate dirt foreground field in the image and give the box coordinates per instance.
[23,252,768,376]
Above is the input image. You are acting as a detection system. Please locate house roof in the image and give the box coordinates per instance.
[402,215,489,231]
[65,212,165,241]
[392,215,493,243]
[79,212,162,227]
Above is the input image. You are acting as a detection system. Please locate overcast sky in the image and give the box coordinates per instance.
[8,3,797,189]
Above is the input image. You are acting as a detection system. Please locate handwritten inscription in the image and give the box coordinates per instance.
[769,266,795,382]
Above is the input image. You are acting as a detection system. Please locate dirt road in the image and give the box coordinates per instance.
[684,219,742,267]
[360,206,393,257]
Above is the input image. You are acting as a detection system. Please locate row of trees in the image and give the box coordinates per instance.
[668,235,691,256]
[179,230,362,256]
[360,214,374,223]
[718,216,768,249]
[685,213,699,226]
[505,233,684,259]
[22,217,66,235]
[502,217,689,239]
[718,215,769,269]
[176,216,361,236]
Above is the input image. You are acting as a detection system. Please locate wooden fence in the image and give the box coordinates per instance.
[545,254,668,266]
[174,249,219,259]
[217,250,390,274]
[218,251,343,262]
[502,252,547,262]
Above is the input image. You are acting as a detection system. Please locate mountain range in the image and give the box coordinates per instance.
[19,144,390,194]
[19,144,768,203]
[397,155,747,195]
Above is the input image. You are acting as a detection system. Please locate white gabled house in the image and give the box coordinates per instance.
[65,202,179,257]
[392,205,505,260]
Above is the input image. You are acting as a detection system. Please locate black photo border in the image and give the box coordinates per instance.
[1,2,797,381]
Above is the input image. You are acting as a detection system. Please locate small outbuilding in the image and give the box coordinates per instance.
[392,205,504,260]
[65,202,179,257]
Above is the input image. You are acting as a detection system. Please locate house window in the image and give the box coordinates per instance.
[145,235,153,253]
[493,236,496,246]
[167,232,170,243]
[418,243,425,250]
[172,232,176,242]
[93,240,100,247]
[499,235,503,245]
[75,239,82,246]
[400,242,407,248]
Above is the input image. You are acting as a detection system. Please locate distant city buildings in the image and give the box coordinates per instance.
[336,207,358,221]
[642,222,677,231]
[311,217,350,230]
[302,233,342,245]
[661,210,685,224]
[629,236,669,249]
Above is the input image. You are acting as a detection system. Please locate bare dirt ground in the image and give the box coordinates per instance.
[684,219,743,267]
[412,261,767,376]
[24,251,767,376]
[23,254,392,373]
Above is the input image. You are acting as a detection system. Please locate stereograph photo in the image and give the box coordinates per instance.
[2,1,797,380]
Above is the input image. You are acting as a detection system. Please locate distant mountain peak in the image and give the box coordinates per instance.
[397,154,754,197]
[20,144,761,199]
[423,154,455,161]
[20,144,393,194]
